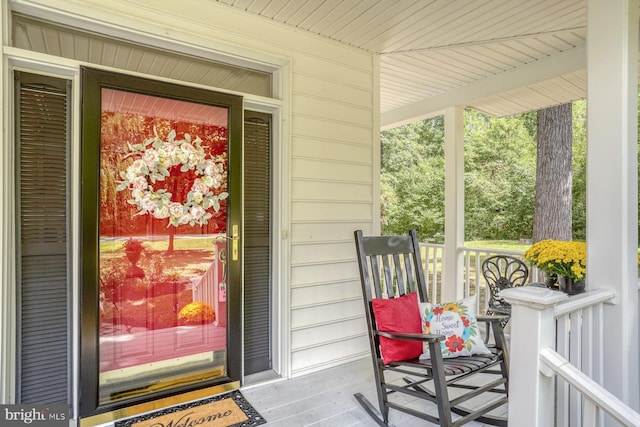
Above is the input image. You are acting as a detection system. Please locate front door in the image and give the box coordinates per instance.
[80,68,243,418]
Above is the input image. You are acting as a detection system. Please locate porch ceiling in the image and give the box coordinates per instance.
[213,0,602,128]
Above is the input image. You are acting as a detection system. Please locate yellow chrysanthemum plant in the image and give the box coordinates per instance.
[178,301,216,325]
[523,239,586,295]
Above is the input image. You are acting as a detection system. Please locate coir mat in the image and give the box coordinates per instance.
[115,391,266,427]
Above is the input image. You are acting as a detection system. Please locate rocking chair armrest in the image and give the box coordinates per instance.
[377,330,445,343]
[476,315,509,324]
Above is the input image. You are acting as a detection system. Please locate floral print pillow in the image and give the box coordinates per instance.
[418,294,491,359]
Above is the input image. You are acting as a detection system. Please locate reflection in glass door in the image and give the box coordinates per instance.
[80,68,243,418]
[97,88,230,403]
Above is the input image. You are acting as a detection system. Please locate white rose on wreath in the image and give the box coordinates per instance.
[116,127,228,227]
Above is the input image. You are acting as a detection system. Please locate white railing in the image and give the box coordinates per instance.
[502,287,640,426]
[192,260,217,307]
[421,243,640,425]
[191,239,226,326]
[419,243,543,308]
[419,243,444,304]
[541,348,640,427]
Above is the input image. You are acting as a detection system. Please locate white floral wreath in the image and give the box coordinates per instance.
[116,127,228,227]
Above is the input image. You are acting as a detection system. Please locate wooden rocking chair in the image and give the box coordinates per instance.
[354,230,509,427]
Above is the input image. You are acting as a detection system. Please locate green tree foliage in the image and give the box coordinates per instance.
[464,110,536,240]
[572,100,587,240]
[380,102,593,242]
[381,117,445,240]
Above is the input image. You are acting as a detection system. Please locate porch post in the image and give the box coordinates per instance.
[586,0,639,411]
[501,287,568,427]
[443,106,464,302]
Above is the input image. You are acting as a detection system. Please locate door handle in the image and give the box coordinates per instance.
[230,224,239,261]
[215,225,239,261]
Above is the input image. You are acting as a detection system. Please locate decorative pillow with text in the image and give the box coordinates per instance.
[418,294,491,359]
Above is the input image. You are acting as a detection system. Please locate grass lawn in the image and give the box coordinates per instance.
[465,240,531,252]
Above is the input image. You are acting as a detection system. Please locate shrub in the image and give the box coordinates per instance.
[178,301,216,325]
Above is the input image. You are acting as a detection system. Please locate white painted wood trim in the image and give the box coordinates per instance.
[502,286,567,427]
[586,0,640,411]
[371,53,381,236]
[381,46,585,128]
[540,348,640,426]
[0,1,15,403]
[553,289,616,317]
[443,106,464,302]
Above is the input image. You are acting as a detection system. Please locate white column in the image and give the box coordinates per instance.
[443,106,465,302]
[501,287,569,427]
[587,0,639,410]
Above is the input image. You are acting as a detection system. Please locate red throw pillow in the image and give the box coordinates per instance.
[371,292,423,364]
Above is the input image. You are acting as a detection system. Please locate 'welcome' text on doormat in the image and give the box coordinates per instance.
[116,391,265,427]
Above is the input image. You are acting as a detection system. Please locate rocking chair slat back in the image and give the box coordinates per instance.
[356,231,427,301]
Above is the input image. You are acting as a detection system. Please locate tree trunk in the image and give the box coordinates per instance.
[533,103,573,242]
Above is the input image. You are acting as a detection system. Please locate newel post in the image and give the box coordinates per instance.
[501,287,569,427]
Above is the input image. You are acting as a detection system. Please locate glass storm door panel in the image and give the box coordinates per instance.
[80,68,242,417]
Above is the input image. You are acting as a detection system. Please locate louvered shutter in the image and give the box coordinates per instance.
[243,113,272,375]
[15,72,70,404]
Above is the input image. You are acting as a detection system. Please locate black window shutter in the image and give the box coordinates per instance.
[243,113,272,375]
[15,72,70,404]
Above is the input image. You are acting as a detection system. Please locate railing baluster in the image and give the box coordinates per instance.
[568,309,583,427]
[556,313,571,426]
[433,246,440,303]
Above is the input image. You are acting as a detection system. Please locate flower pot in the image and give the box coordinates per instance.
[557,275,586,296]
[125,249,145,278]
[545,274,558,290]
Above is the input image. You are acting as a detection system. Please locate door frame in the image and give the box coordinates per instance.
[79,67,244,418]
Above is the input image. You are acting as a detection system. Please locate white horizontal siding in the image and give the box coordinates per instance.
[292,73,373,108]
[291,201,372,223]
[292,181,372,202]
[291,317,366,350]
[281,16,375,372]
[291,158,372,182]
[291,261,357,288]
[292,48,373,83]
[291,280,362,308]
[290,222,374,244]
[292,138,373,163]
[188,0,378,374]
[291,298,362,330]
[292,116,373,144]
[292,94,372,126]
[291,336,369,375]
[290,241,356,265]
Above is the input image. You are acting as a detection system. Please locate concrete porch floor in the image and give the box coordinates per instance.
[241,357,507,427]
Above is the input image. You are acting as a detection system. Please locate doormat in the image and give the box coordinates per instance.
[116,391,266,427]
